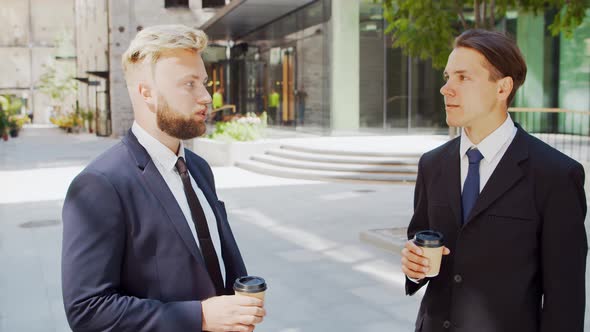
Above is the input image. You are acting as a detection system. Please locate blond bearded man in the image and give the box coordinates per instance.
[62,25,265,332]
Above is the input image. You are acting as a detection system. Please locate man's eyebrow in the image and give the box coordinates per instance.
[180,74,208,81]
[444,70,468,75]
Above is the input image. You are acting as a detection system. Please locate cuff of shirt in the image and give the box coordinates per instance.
[408,276,423,284]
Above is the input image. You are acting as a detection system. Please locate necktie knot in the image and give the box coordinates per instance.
[175,157,188,175]
[466,148,484,164]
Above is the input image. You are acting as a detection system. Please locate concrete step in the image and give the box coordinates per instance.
[236,159,417,183]
[252,154,418,173]
[281,143,424,158]
[266,148,421,165]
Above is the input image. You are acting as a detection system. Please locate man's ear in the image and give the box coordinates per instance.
[138,82,156,112]
[497,76,513,104]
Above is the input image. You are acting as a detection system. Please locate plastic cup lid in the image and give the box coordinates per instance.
[413,230,444,248]
[233,276,267,293]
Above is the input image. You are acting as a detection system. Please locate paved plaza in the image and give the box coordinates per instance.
[0,127,589,331]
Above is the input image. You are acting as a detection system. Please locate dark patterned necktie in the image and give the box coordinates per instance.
[175,157,225,295]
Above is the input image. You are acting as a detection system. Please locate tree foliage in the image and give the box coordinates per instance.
[384,0,589,68]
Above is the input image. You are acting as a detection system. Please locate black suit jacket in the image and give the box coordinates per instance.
[62,130,247,332]
[407,125,587,332]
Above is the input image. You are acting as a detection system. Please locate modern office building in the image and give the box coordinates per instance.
[202,0,589,135]
[73,0,589,137]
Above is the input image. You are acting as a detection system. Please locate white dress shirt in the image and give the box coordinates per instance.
[459,114,518,193]
[410,114,517,283]
[132,122,225,282]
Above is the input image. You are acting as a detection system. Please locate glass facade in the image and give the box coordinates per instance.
[205,0,331,134]
[205,1,588,135]
[511,9,590,135]
[359,0,446,133]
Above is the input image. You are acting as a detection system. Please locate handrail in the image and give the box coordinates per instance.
[211,104,236,114]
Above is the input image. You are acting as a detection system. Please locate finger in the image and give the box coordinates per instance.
[402,249,429,267]
[237,314,264,325]
[238,306,266,317]
[233,295,264,307]
[231,324,255,332]
[402,256,430,274]
[402,264,426,280]
[443,246,451,255]
[405,240,423,256]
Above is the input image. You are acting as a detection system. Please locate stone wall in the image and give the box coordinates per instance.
[75,0,109,132]
[295,23,330,130]
[0,0,75,123]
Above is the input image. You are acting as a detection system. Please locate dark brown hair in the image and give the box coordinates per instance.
[454,29,527,107]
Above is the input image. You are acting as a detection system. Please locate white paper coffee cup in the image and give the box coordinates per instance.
[413,230,444,277]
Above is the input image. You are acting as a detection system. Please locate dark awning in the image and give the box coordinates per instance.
[200,0,318,41]
[86,71,109,79]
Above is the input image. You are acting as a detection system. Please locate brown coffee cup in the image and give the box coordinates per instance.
[233,276,267,301]
[413,230,444,277]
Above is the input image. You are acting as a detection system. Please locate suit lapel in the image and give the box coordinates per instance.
[122,131,205,266]
[441,139,463,227]
[465,127,528,224]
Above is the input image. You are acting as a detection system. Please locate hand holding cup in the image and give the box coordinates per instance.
[401,231,450,280]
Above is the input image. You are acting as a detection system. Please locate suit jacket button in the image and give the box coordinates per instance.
[443,320,451,328]
[454,274,462,283]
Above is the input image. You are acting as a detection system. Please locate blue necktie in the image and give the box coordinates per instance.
[462,148,484,224]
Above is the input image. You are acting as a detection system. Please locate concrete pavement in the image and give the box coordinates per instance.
[1,127,589,331]
[0,128,422,332]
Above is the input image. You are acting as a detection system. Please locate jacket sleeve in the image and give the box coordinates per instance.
[540,163,587,332]
[405,156,431,295]
[61,170,203,332]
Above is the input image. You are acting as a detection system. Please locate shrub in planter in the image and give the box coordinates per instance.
[8,114,31,137]
[208,112,267,142]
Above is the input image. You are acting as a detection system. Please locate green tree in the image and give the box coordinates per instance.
[38,60,77,108]
[38,31,77,111]
[384,0,589,68]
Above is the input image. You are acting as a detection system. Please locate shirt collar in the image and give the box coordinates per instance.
[131,121,185,173]
[460,114,515,162]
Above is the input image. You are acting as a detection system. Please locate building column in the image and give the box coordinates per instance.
[330,0,359,131]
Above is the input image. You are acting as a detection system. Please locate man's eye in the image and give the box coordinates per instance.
[460,75,467,81]
[186,81,195,87]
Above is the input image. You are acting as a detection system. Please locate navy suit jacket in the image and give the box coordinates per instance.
[62,130,247,332]
[406,125,587,332]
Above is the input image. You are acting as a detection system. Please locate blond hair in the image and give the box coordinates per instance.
[122,24,208,76]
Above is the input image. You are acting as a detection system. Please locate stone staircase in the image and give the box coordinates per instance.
[236,143,422,183]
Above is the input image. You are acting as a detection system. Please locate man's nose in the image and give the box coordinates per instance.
[198,89,212,105]
[440,82,454,97]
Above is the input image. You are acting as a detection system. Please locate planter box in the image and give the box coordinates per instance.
[192,138,280,167]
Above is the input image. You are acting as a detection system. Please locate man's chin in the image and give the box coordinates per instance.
[445,117,462,128]
[160,125,206,141]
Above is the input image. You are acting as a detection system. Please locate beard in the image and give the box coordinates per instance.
[156,93,206,140]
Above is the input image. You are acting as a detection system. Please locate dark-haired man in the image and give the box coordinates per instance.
[401,29,587,332]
